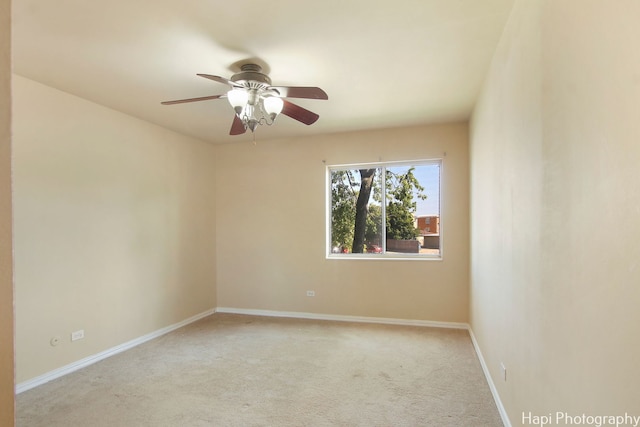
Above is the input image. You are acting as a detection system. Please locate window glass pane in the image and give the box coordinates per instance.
[330,168,383,254]
[328,161,440,258]
[385,164,440,256]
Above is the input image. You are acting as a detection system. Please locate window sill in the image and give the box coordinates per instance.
[326,254,442,261]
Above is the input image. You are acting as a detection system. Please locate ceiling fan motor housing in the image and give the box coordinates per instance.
[230,63,272,88]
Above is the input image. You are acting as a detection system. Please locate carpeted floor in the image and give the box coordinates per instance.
[17,313,502,426]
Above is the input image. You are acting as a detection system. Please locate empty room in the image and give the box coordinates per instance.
[2,1,639,426]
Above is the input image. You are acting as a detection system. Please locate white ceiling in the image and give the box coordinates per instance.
[12,0,514,144]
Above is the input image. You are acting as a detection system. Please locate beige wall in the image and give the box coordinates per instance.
[216,123,470,323]
[471,0,640,422]
[0,0,14,423]
[12,76,217,383]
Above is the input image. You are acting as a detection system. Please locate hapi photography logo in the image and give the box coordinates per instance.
[522,412,640,427]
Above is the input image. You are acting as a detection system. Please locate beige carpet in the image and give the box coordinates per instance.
[17,313,502,426]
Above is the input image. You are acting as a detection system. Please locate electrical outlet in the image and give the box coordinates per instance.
[306,290,315,297]
[500,362,507,381]
[71,330,85,341]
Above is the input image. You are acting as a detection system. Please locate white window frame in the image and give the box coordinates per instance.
[326,159,442,261]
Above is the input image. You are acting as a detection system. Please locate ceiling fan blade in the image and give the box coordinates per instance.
[197,73,243,88]
[281,100,320,125]
[229,115,246,135]
[161,94,224,105]
[269,86,328,100]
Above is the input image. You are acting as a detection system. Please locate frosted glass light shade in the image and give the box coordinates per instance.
[263,96,284,115]
[227,89,249,114]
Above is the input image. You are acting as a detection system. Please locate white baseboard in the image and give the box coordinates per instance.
[215,307,469,329]
[16,308,216,394]
[468,327,511,427]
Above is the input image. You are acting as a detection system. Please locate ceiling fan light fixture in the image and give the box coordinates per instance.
[263,96,284,119]
[229,88,283,132]
[227,88,249,115]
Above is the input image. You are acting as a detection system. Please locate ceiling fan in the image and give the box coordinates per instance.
[161,63,328,135]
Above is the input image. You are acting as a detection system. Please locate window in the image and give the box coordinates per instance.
[327,160,441,259]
